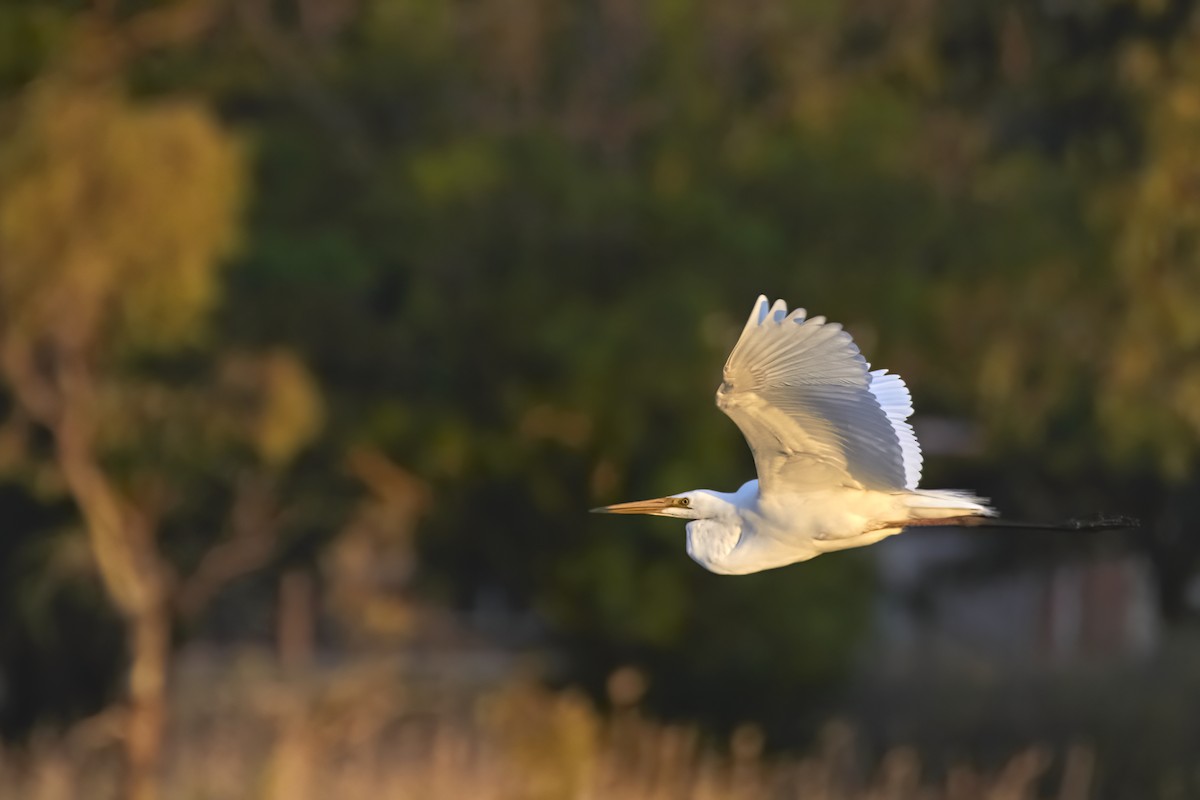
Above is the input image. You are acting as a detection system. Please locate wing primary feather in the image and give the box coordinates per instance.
[866,370,923,489]
[745,295,770,332]
[769,298,788,323]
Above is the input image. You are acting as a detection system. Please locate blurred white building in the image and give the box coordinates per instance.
[868,527,1160,674]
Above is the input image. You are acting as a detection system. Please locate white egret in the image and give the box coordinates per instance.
[593,296,1135,574]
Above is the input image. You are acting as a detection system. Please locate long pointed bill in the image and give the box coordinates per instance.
[590,496,677,516]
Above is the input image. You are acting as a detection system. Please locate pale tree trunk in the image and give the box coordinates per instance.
[4,341,286,800]
[54,358,171,800]
[125,604,171,800]
[4,342,173,800]
[55,438,170,798]
[278,569,314,672]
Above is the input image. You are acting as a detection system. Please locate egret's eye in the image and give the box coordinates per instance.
[677,497,690,507]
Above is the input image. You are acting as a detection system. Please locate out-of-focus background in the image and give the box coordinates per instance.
[1,1,1199,798]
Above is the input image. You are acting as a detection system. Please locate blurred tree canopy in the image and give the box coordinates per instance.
[2,0,1200,746]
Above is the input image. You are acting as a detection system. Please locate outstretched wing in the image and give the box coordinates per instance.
[716,296,922,494]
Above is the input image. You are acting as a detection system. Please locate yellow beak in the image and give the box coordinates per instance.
[590,496,677,516]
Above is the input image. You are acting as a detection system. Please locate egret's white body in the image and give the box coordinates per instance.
[595,295,995,575]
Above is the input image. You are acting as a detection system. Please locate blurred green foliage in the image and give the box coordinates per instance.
[2,0,1199,740]
[0,72,241,354]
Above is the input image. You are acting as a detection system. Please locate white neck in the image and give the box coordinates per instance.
[683,483,758,573]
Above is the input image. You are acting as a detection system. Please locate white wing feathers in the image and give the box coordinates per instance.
[866,370,923,490]
[717,296,923,493]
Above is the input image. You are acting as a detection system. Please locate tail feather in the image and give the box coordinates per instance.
[905,489,996,519]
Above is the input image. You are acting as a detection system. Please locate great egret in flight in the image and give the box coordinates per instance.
[593,296,1135,574]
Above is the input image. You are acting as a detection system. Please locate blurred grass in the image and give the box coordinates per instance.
[0,649,1093,800]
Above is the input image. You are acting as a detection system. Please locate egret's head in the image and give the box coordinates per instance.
[590,491,717,520]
